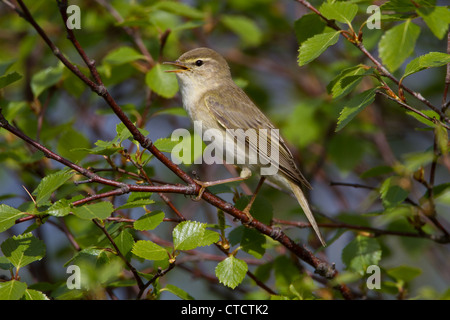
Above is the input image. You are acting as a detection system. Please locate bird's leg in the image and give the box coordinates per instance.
[193,167,252,201]
[242,176,266,225]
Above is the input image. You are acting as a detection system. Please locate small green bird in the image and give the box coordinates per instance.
[164,47,325,246]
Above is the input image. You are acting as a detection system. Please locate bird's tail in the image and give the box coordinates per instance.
[287,180,326,247]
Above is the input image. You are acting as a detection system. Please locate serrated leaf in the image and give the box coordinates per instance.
[132,240,168,261]
[336,88,377,132]
[0,280,27,300]
[72,202,114,220]
[378,20,420,72]
[114,229,134,257]
[319,2,358,25]
[298,31,340,66]
[31,63,64,97]
[80,139,123,156]
[57,128,91,163]
[46,199,71,217]
[402,52,450,79]
[380,0,417,12]
[215,256,248,289]
[146,63,179,98]
[134,211,165,231]
[173,221,205,251]
[0,204,26,233]
[198,229,220,247]
[380,177,409,209]
[1,233,46,269]
[0,71,22,89]
[417,6,450,40]
[103,46,146,65]
[154,138,181,152]
[117,199,155,210]
[32,169,73,207]
[327,65,373,99]
[342,236,382,276]
[161,284,195,300]
[221,15,263,47]
[22,289,49,300]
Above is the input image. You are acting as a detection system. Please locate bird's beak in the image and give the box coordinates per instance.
[163,61,189,73]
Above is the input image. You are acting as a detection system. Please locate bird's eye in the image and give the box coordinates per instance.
[195,60,204,66]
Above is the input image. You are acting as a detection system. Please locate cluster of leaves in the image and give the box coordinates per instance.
[0,0,449,300]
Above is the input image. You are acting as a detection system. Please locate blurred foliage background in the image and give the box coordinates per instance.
[0,0,449,300]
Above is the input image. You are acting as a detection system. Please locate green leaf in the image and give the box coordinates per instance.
[0,71,22,89]
[229,226,266,259]
[319,2,358,25]
[1,233,46,269]
[380,177,409,209]
[327,65,373,99]
[173,221,205,251]
[342,236,382,276]
[152,1,204,19]
[32,169,73,207]
[402,52,450,79]
[294,13,326,44]
[387,265,422,283]
[58,128,91,163]
[132,240,168,261]
[115,122,133,143]
[328,134,366,172]
[378,20,421,72]
[417,6,450,40]
[0,280,27,300]
[116,199,155,210]
[298,31,340,66]
[103,46,146,65]
[146,63,179,98]
[221,15,263,47]
[435,122,448,155]
[22,289,49,300]
[336,88,377,132]
[381,0,417,12]
[405,110,440,128]
[161,284,195,300]
[360,165,393,179]
[72,202,114,220]
[46,199,71,217]
[215,256,248,289]
[154,137,181,152]
[134,211,165,231]
[403,151,435,171]
[198,229,220,247]
[0,204,27,233]
[81,139,123,156]
[114,229,134,258]
[31,63,64,97]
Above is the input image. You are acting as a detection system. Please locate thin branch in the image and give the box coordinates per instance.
[376,91,450,130]
[137,263,175,300]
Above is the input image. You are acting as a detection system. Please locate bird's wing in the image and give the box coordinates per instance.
[203,86,311,189]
